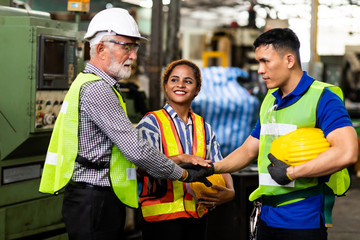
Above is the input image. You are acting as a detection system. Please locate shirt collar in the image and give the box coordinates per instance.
[164,104,178,119]
[84,63,118,87]
[272,71,314,100]
[163,104,193,125]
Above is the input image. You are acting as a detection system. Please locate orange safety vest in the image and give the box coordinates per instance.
[139,108,207,222]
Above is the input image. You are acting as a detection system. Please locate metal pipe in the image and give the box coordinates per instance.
[309,0,319,76]
[149,0,163,110]
[165,0,182,65]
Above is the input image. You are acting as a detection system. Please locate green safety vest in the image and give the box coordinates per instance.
[39,72,138,208]
[250,80,350,226]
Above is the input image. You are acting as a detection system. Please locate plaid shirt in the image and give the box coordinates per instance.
[71,63,182,186]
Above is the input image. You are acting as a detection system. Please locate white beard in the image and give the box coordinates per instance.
[107,53,132,81]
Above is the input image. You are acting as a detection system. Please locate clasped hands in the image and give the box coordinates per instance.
[180,153,294,186]
[180,162,214,187]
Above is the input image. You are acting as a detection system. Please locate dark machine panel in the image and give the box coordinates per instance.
[0,6,84,240]
[37,35,77,90]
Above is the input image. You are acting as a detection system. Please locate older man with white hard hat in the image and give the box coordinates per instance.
[39,8,214,240]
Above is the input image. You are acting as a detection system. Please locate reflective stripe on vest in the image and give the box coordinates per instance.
[39,72,138,208]
[140,109,206,221]
[249,80,350,202]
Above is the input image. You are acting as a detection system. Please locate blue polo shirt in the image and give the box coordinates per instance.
[250,71,353,229]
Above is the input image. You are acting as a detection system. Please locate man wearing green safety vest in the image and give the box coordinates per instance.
[212,28,358,240]
[39,8,213,240]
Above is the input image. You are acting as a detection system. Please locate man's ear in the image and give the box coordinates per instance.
[96,42,106,59]
[286,53,296,69]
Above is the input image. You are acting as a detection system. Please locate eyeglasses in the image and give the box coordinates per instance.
[102,40,140,53]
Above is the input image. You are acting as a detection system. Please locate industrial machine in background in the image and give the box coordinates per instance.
[202,26,261,70]
[0,5,85,239]
[339,45,360,176]
[341,45,360,118]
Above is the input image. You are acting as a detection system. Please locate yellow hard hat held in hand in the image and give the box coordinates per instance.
[190,174,226,198]
[270,127,350,196]
[189,174,226,217]
[270,128,330,166]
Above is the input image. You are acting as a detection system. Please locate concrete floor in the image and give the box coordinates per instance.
[328,174,360,240]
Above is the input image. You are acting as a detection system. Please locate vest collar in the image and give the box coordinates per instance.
[272,71,315,106]
[163,104,193,126]
[84,63,118,87]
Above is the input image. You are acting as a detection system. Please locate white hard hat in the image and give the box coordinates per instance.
[84,8,147,42]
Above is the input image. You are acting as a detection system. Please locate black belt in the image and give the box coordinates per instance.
[261,185,323,207]
[75,155,109,169]
[68,180,112,191]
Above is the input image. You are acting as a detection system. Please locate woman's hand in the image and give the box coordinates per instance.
[169,154,212,167]
[197,173,235,208]
[198,185,235,208]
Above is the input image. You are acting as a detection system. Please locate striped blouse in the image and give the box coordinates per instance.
[136,104,223,162]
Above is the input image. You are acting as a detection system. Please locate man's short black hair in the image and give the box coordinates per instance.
[253,28,301,65]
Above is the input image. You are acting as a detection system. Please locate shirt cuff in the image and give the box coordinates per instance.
[168,164,183,181]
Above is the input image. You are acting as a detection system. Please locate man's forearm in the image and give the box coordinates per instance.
[287,126,358,179]
[214,148,256,173]
[214,136,259,174]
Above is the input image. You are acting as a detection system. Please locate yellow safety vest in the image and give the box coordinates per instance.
[139,109,206,221]
[39,72,138,208]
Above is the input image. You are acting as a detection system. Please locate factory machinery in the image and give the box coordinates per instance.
[340,45,360,175]
[0,6,85,239]
[341,45,360,118]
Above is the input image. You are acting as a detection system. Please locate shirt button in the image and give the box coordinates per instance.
[187,141,190,145]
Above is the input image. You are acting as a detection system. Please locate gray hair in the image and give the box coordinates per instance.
[89,35,116,58]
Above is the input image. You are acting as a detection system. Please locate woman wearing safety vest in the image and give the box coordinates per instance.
[136,59,235,240]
